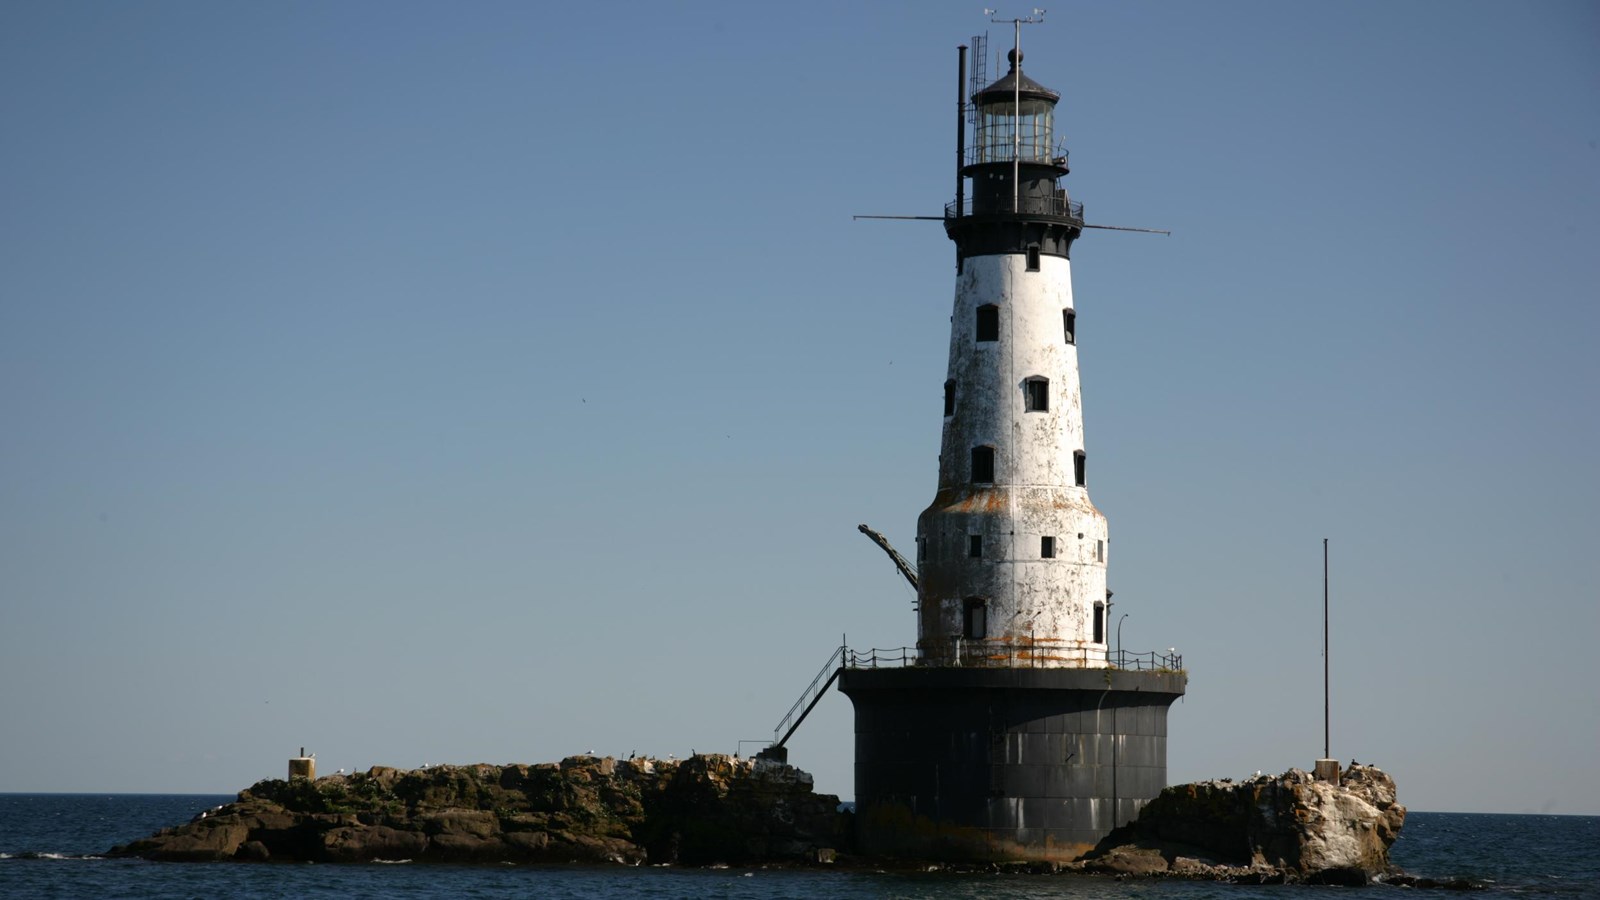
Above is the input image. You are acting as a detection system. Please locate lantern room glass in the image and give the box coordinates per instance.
[975,97,1054,164]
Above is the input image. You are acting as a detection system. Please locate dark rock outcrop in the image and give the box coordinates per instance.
[109,754,846,865]
[1075,763,1406,884]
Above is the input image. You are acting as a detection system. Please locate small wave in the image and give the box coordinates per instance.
[1,852,107,861]
[372,858,412,865]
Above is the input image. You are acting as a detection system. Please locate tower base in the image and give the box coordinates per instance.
[838,666,1185,862]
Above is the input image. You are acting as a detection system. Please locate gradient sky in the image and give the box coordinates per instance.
[2,1,1596,815]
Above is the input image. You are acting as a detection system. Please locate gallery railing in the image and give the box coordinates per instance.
[944,195,1084,222]
[845,644,1182,672]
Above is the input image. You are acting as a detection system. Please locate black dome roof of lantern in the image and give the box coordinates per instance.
[972,49,1060,104]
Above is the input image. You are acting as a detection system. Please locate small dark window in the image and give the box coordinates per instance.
[1097,539,1105,562]
[971,446,995,483]
[1024,377,1049,412]
[969,534,983,558]
[1093,602,1105,643]
[1026,245,1041,271]
[1063,309,1076,345]
[917,536,926,563]
[964,598,987,639]
[943,380,955,417]
[1073,450,1086,487]
[976,305,999,342]
[1041,536,1056,558]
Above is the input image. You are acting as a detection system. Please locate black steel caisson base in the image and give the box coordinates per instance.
[838,667,1185,862]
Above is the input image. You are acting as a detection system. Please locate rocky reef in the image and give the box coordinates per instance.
[108,754,845,865]
[110,754,1411,883]
[1074,763,1407,884]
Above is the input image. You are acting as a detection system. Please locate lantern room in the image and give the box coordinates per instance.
[970,49,1061,166]
[957,48,1076,223]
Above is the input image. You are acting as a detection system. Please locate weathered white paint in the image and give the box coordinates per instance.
[916,252,1110,667]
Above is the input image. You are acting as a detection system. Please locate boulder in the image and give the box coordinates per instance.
[321,825,428,862]
[1076,763,1407,884]
[121,821,250,862]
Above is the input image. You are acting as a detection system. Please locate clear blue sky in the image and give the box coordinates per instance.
[2,0,1596,815]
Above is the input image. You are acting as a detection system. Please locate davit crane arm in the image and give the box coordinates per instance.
[857,524,919,606]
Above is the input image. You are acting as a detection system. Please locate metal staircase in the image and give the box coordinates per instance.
[764,640,847,757]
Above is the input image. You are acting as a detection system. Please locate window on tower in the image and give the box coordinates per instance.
[969,534,983,558]
[1026,245,1041,271]
[1063,309,1076,345]
[944,380,955,417]
[971,446,995,484]
[976,305,1000,342]
[1041,536,1056,558]
[1074,450,1086,487]
[963,598,988,639]
[1024,377,1049,412]
[1093,602,1106,643]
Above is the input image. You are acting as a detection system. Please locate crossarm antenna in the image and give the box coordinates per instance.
[853,215,1169,235]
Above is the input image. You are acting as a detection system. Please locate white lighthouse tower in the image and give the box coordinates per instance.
[838,31,1185,862]
[917,46,1107,668]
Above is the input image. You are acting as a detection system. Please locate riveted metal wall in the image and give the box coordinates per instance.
[839,667,1185,862]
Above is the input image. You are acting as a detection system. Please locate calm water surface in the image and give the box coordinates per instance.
[1,794,1596,898]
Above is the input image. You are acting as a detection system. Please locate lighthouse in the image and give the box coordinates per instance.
[839,32,1186,862]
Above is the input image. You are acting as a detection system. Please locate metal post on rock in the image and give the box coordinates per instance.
[1323,538,1330,761]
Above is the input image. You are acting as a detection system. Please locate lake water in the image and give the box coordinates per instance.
[1,793,1596,897]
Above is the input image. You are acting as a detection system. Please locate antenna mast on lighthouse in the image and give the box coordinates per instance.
[988,7,1049,213]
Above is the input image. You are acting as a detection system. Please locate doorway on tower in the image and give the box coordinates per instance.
[963,598,987,639]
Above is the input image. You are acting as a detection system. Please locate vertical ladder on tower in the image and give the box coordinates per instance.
[969,32,989,115]
[967,32,989,166]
